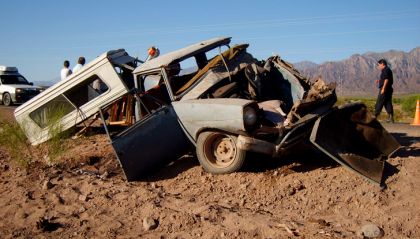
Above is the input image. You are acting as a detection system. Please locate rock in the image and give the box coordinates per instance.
[43,155,53,166]
[50,168,62,177]
[52,194,64,204]
[78,194,88,202]
[143,217,158,231]
[359,224,384,238]
[26,191,35,200]
[287,187,296,196]
[42,180,54,190]
[99,171,109,180]
[239,182,250,190]
[78,206,87,213]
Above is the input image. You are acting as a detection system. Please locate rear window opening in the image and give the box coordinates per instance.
[29,75,109,128]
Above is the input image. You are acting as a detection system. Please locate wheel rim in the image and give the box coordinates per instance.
[204,134,237,168]
[3,94,11,105]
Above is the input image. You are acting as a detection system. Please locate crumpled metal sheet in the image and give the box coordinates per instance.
[309,103,400,184]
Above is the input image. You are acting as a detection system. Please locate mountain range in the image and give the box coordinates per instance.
[35,48,419,97]
[293,47,420,96]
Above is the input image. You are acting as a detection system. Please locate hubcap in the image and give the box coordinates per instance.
[210,135,236,167]
[3,94,11,105]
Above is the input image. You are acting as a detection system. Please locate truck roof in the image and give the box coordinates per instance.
[133,37,231,75]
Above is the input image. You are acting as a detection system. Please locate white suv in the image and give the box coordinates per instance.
[0,66,43,106]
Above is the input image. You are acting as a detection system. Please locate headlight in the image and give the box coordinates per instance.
[15,88,23,93]
[243,106,257,126]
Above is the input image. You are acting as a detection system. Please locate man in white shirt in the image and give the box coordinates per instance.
[72,56,86,72]
[60,60,72,81]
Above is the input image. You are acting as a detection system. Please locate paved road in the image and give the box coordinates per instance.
[382,122,420,137]
[0,105,17,122]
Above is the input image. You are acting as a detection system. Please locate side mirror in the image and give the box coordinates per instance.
[29,82,34,85]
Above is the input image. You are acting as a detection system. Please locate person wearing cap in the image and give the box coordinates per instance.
[374,59,394,123]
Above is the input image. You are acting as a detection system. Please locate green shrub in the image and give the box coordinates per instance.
[338,94,420,122]
[44,106,72,163]
[400,94,419,116]
[0,121,32,167]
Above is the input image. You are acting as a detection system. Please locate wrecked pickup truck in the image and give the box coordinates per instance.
[99,37,400,185]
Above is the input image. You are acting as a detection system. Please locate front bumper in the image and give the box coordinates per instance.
[237,120,314,157]
[14,90,41,103]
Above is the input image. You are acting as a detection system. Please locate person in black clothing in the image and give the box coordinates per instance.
[374,59,394,123]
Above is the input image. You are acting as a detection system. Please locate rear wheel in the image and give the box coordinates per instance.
[3,93,12,106]
[196,131,246,174]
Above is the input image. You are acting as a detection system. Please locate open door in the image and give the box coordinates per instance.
[102,94,191,181]
[309,103,400,185]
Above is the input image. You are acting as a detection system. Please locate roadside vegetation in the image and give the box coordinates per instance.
[0,107,72,167]
[336,94,419,123]
[43,106,73,163]
[0,120,32,167]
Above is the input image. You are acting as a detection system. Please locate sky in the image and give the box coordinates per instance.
[0,0,419,83]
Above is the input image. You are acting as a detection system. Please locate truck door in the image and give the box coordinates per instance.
[104,94,191,181]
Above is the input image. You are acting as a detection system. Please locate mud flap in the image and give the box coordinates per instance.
[309,103,400,185]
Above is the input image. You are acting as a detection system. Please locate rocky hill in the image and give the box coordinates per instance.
[294,47,420,96]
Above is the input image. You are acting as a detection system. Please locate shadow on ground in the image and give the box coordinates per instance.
[382,161,400,186]
[391,132,420,157]
[145,155,199,181]
[241,142,339,174]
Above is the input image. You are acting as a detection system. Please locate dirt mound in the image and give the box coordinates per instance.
[0,106,419,238]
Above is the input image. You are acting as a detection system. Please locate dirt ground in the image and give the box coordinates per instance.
[0,105,419,238]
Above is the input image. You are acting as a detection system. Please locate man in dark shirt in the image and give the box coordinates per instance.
[374,59,394,123]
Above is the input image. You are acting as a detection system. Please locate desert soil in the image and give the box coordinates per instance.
[0,105,419,238]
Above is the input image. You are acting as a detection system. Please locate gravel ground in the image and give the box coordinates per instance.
[0,105,419,238]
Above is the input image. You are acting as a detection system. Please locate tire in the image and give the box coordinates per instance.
[3,93,12,106]
[196,131,246,174]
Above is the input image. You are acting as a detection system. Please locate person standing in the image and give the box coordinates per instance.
[60,60,72,81]
[146,46,160,61]
[73,56,86,72]
[375,59,394,123]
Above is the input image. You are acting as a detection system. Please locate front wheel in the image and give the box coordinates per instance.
[196,131,246,174]
[3,93,12,106]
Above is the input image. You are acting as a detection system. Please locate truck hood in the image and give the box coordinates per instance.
[1,84,42,91]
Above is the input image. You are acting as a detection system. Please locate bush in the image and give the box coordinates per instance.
[400,94,419,116]
[337,94,419,122]
[0,121,32,166]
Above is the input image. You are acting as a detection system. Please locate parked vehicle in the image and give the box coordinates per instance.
[99,37,400,185]
[0,66,43,106]
[14,49,140,145]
